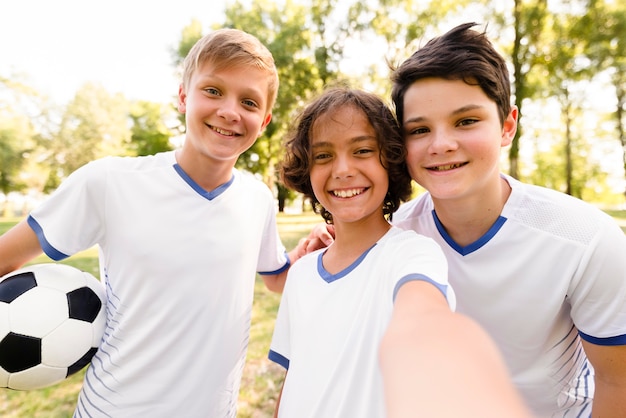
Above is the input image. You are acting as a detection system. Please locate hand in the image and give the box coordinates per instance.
[295,223,335,258]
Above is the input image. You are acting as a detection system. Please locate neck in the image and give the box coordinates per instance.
[323,216,391,275]
[175,149,235,192]
[432,176,511,247]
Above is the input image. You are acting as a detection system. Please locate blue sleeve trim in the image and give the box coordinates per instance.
[258,251,291,275]
[268,349,289,370]
[27,215,69,261]
[393,273,449,302]
[579,331,626,346]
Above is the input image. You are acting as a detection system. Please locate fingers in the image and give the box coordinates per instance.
[295,223,336,257]
[312,223,335,246]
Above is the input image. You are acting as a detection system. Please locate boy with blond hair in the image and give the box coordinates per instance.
[0,28,299,417]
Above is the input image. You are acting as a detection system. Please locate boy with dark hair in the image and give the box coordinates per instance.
[270,86,530,417]
[390,22,626,417]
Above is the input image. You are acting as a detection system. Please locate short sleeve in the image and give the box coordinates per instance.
[569,220,626,344]
[29,159,108,258]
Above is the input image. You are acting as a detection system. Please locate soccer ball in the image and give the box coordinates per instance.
[0,263,106,390]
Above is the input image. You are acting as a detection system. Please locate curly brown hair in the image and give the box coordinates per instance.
[280,86,412,224]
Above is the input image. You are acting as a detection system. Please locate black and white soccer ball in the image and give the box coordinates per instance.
[0,263,106,390]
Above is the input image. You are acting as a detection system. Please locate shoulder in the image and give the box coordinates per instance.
[81,151,176,173]
[232,169,274,198]
[504,175,619,244]
[392,194,434,233]
[394,193,431,220]
[380,227,443,256]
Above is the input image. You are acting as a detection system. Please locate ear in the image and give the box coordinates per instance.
[258,112,272,137]
[501,106,518,147]
[177,84,187,114]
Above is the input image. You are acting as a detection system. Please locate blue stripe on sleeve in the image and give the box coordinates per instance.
[268,349,290,370]
[258,252,291,275]
[27,215,69,261]
[578,331,626,346]
[393,274,449,302]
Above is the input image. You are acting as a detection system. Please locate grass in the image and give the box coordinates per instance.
[0,213,322,418]
[0,209,624,416]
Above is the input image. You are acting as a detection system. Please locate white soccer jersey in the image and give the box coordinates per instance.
[28,151,288,418]
[268,227,454,418]
[393,174,626,417]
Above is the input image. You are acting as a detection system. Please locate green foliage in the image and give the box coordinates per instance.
[0,77,48,199]
[1,0,625,208]
[0,122,28,196]
[44,83,132,191]
[129,101,177,156]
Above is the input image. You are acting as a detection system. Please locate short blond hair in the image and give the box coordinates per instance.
[182,28,279,112]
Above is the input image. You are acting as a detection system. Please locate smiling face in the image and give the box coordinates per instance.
[177,62,272,167]
[402,77,517,204]
[309,105,389,227]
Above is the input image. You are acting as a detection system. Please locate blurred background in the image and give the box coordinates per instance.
[1,0,625,215]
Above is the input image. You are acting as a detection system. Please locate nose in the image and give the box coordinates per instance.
[216,98,241,122]
[428,128,458,154]
[332,154,354,179]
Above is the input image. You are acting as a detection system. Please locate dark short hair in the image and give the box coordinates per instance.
[280,86,412,223]
[391,22,511,126]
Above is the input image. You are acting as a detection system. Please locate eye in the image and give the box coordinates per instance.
[312,152,332,162]
[406,126,429,136]
[458,118,478,127]
[242,99,259,108]
[354,148,375,156]
[204,87,220,96]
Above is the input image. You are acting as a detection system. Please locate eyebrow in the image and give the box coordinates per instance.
[198,73,266,103]
[311,135,378,149]
[404,104,485,124]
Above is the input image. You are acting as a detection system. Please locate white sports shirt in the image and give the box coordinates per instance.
[28,151,288,418]
[393,174,626,418]
[269,227,455,418]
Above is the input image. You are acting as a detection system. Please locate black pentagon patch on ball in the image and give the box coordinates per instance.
[0,332,41,373]
[0,272,37,303]
[67,287,102,322]
[67,347,98,377]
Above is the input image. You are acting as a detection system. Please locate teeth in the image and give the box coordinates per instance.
[432,163,462,171]
[213,126,235,136]
[332,188,364,198]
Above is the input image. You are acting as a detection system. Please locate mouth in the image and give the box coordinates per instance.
[427,162,467,171]
[330,188,367,198]
[209,124,239,137]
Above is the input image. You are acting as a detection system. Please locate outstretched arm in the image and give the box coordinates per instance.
[380,280,531,418]
[0,218,43,276]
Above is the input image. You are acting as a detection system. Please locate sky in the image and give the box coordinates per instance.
[1,0,230,105]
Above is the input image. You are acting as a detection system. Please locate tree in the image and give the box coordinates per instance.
[0,120,28,215]
[129,101,177,156]
[535,9,593,196]
[578,0,626,200]
[0,75,51,214]
[44,82,131,191]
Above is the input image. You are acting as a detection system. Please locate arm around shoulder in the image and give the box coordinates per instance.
[261,223,335,293]
[380,280,531,418]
